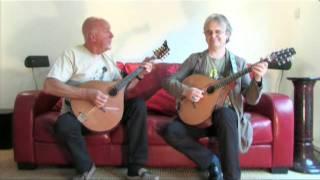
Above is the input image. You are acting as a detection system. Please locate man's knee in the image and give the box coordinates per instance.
[128,98,147,113]
[214,107,237,129]
[55,118,67,135]
[132,98,146,109]
[163,122,185,144]
[54,113,79,137]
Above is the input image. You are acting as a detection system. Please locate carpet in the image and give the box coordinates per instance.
[2,149,320,180]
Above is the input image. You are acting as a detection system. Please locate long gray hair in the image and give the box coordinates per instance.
[203,13,232,43]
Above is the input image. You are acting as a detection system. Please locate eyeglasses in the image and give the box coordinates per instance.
[204,30,226,36]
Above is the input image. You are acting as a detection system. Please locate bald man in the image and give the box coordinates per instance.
[44,17,159,180]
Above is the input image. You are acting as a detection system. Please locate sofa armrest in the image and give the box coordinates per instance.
[13,90,60,164]
[13,90,40,164]
[245,93,294,167]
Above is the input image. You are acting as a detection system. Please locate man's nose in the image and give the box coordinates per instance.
[210,32,218,37]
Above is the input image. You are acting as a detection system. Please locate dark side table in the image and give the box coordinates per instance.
[287,77,320,174]
[0,109,13,149]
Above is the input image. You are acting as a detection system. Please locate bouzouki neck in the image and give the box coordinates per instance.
[206,61,262,94]
[110,65,145,96]
[207,48,296,94]
[110,58,155,96]
[109,40,170,96]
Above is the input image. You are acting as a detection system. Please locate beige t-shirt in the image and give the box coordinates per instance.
[47,45,122,113]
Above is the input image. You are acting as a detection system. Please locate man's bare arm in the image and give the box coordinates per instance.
[43,78,108,108]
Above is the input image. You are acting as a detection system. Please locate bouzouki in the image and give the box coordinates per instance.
[71,41,170,132]
[178,48,296,127]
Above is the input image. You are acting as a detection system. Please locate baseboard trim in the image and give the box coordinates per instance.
[271,168,288,174]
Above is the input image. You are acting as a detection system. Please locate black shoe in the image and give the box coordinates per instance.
[208,155,223,180]
[72,164,96,180]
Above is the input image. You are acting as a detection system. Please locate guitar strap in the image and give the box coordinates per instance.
[221,51,237,108]
[229,52,254,153]
[229,52,238,74]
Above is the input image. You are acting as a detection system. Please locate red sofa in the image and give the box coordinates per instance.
[13,62,294,173]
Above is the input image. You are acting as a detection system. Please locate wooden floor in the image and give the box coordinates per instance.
[1,149,320,180]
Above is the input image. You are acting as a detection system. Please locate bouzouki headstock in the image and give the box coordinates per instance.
[263,47,296,70]
[153,40,170,60]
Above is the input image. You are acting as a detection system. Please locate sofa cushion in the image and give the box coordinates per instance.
[110,111,272,145]
[34,112,59,143]
[146,89,176,116]
[33,111,272,147]
[110,114,209,146]
[250,112,273,144]
[34,112,111,145]
[52,98,63,112]
[110,114,171,145]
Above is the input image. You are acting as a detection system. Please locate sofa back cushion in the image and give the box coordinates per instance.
[125,63,180,99]
[124,63,180,115]
[146,88,176,116]
[125,63,161,100]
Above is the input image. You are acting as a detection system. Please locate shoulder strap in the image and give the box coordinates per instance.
[229,52,238,74]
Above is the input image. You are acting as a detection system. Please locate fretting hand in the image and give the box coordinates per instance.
[252,61,268,82]
[137,57,153,79]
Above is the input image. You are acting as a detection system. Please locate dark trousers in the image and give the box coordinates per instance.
[163,107,240,180]
[54,98,148,174]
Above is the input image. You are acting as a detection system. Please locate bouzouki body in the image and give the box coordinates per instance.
[70,40,170,132]
[178,48,296,127]
[178,75,232,127]
[71,81,124,132]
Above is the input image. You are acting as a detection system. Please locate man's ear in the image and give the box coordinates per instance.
[89,33,97,42]
[226,33,231,43]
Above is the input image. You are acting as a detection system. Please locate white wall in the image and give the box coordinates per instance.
[1,0,320,145]
[285,1,320,147]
